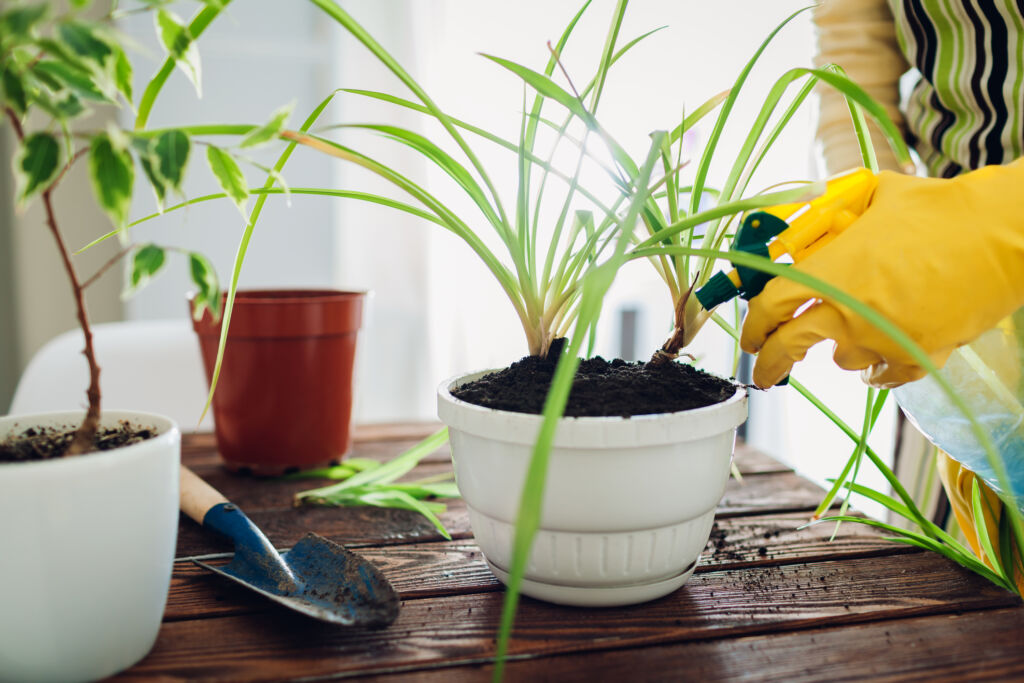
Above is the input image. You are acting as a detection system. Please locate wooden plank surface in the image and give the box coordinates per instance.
[355,607,1024,682]
[167,512,910,622]
[116,429,1022,681]
[117,553,1018,681]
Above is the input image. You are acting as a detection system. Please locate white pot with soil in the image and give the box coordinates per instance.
[0,411,181,683]
[437,359,747,607]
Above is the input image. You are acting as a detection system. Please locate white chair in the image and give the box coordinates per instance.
[9,319,214,431]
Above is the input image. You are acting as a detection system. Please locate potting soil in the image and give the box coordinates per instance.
[453,344,738,418]
[0,421,156,462]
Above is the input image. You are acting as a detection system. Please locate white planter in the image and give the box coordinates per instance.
[0,411,181,683]
[438,371,747,607]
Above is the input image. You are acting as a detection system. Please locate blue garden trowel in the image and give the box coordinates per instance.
[179,466,399,627]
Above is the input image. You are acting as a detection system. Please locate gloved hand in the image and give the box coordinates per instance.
[740,159,1024,389]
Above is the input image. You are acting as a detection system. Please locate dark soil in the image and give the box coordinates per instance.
[0,421,156,463]
[452,340,739,418]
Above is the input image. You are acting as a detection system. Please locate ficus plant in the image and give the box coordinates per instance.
[0,0,256,453]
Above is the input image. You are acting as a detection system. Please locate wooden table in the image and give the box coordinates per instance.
[115,425,1024,681]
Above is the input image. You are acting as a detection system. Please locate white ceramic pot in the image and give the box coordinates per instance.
[0,411,181,683]
[438,371,747,607]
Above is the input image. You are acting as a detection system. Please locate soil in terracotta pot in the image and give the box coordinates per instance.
[453,339,739,417]
[0,421,156,463]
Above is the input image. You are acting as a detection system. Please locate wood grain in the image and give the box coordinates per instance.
[117,553,1019,681]
[167,512,907,621]
[354,607,1024,682]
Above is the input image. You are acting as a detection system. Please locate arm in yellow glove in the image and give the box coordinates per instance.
[740,159,1024,389]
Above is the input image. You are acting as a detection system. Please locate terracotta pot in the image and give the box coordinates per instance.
[191,289,365,475]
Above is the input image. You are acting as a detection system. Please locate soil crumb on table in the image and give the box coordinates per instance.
[453,345,739,417]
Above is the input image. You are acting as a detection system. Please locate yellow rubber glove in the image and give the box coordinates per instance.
[740,159,1024,389]
[937,451,1023,593]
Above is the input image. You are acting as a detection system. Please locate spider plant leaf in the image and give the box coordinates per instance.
[815,387,887,520]
[344,123,505,237]
[839,480,977,556]
[972,477,1009,583]
[586,0,627,112]
[667,89,730,145]
[310,0,509,228]
[294,427,448,501]
[480,54,594,126]
[386,481,461,499]
[812,515,1011,589]
[520,0,593,270]
[85,186,447,252]
[282,458,381,481]
[346,489,452,540]
[335,90,614,213]
[305,486,452,539]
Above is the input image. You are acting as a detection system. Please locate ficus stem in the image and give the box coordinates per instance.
[7,106,102,455]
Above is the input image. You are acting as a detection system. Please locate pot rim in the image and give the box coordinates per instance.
[0,409,180,473]
[192,288,369,306]
[437,368,748,447]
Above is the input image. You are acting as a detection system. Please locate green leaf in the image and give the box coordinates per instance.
[114,47,132,103]
[206,145,248,217]
[0,5,48,39]
[58,21,112,63]
[1,67,27,115]
[295,428,448,500]
[188,252,221,321]
[156,9,201,97]
[283,458,381,481]
[33,60,107,102]
[480,53,592,125]
[88,132,134,228]
[153,129,191,191]
[128,243,166,293]
[971,478,1007,583]
[137,151,167,208]
[52,91,85,118]
[15,132,60,203]
[240,103,293,148]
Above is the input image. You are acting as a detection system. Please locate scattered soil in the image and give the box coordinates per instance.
[452,339,739,417]
[0,421,156,463]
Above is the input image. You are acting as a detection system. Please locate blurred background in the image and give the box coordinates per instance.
[0,0,898,506]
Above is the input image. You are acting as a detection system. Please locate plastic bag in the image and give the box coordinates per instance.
[894,309,1024,512]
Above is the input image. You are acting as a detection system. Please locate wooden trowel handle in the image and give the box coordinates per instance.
[180,465,229,525]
